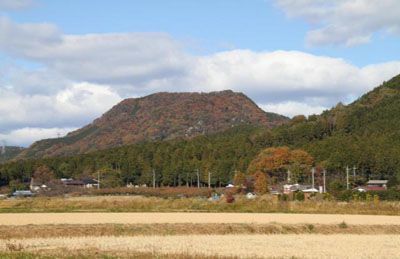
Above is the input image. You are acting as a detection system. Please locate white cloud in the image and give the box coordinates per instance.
[275,0,400,46]
[0,127,76,147]
[0,82,122,133]
[260,102,327,118]
[0,17,192,89]
[1,17,400,146]
[0,0,33,11]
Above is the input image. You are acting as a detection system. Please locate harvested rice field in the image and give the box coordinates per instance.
[1,212,400,225]
[1,212,400,258]
[1,234,400,258]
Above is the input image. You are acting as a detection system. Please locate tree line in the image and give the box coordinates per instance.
[1,75,400,189]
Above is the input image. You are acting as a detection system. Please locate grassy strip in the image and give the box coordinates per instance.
[1,195,400,215]
[0,250,235,259]
[0,223,400,239]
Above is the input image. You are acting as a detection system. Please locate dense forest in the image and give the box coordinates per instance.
[1,74,400,189]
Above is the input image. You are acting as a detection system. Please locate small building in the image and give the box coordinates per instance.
[283,184,311,194]
[302,188,319,193]
[367,180,388,189]
[82,178,99,188]
[63,179,85,187]
[62,178,99,188]
[30,178,50,192]
[13,190,34,197]
[356,180,388,192]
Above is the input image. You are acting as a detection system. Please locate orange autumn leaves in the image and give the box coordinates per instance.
[247,147,314,188]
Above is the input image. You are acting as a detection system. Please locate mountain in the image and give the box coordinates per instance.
[17,90,288,160]
[3,74,400,187]
[0,146,25,164]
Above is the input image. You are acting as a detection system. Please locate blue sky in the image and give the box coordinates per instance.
[8,0,400,66]
[1,0,400,146]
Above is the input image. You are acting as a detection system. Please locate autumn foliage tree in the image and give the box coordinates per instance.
[254,171,268,194]
[233,171,246,187]
[33,165,55,185]
[247,146,314,184]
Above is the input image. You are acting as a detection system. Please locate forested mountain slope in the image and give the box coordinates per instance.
[16,90,287,160]
[273,74,400,180]
[0,147,25,164]
[2,74,400,187]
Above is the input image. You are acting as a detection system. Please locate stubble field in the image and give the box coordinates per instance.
[1,196,400,258]
[2,234,400,258]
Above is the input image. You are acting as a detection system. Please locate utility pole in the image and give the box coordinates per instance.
[311,167,315,189]
[186,173,189,187]
[152,169,156,188]
[208,171,211,189]
[346,166,350,190]
[353,166,356,182]
[97,171,100,189]
[323,169,326,193]
[196,169,200,188]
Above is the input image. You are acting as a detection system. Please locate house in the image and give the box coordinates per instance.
[29,178,50,192]
[62,179,84,187]
[302,188,319,193]
[283,184,311,194]
[355,180,388,192]
[82,178,99,188]
[62,178,99,188]
[366,180,388,190]
[362,180,388,191]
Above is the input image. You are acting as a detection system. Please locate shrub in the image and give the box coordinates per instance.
[338,221,348,229]
[225,192,235,203]
[366,193,372,202]
[279,194,290,201]
[373,194,380,206]
[233,172,246,187]
[323,192,333,201]
[295,191,305,201]
[306,224,314,232]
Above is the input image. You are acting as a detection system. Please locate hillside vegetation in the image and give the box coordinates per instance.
[1,74,400,188]
[0,147,25,164]
[16,90,287,160]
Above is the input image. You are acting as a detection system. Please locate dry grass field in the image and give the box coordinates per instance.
[1,223,400,239]
[2,196,400,258]
[1,212,400,225]
[1,234,400,258]
[1,195,400,215]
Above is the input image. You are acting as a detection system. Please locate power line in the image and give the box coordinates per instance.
[1,140,6,155]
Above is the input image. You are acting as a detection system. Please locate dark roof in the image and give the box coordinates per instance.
[82,178,98,184]
[64,180,85,186]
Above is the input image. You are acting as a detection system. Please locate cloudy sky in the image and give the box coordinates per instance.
[1,0,400,146]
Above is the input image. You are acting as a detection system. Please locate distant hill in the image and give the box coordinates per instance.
[17,90,288,160]
[0,146,25,164]
[3,74,400,187]
[269,73,400,180]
